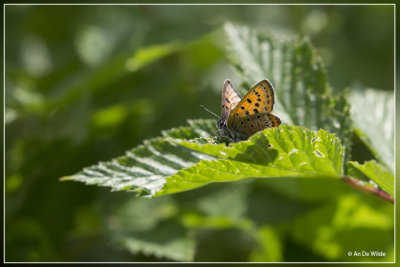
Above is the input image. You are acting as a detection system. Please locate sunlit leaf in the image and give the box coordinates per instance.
[60,120,216,197]
[156,125,344,197]
[347,160,394,197]
[290,194,394,261]
[125,42,180,71]
[249,226,283,262]
[63,121,345,198]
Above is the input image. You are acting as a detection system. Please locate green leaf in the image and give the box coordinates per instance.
[349,88,394,172]
[43,41,180,114]
[60,119,216,197]
[347,160,394,197]
[62,122,345,198]
[119,220,195,261]
[224,23,352,161]
[125,42,180,71]
[249,226,282,262]
[290,193,394,261]
[155,125,344,197]
[162,119,217,140]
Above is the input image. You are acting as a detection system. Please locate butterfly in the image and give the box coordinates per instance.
[202,79,281,142]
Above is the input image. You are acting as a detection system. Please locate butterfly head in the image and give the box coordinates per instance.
[217,118,226,129]
[216,118,230,138]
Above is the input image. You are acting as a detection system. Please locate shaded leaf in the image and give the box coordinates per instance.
[193,228,256,261]
[120,220,195,262]
[349,88,394,172]
[44,41,181,114]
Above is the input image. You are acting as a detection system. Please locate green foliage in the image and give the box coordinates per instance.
[121,220,196,261]
[63,24,356,197]
[61,120,216,197]
[64,122,346,198]
[347,160,394,197]
[349,89,394,172]
[157,125,343,196]
[126,42,181,72]
[290,193,393,261]
[57,24,393,263]
[58,22,393,263]
[63,23,395,201]
[6,5,394,263]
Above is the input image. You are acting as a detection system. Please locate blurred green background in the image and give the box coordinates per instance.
[5,5,394,262]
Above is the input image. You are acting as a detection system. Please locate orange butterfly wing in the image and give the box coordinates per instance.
[227,80,276,124]
[228,113,281,139]
[226,80,280,139]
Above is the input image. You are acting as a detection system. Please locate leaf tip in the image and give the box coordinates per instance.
[59,176,71,181]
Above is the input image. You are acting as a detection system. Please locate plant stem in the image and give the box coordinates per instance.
[342,177,394,204]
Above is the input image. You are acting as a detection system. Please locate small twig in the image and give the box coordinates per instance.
[342,177,394,204]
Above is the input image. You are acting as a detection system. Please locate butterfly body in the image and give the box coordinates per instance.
[217,79,281,142]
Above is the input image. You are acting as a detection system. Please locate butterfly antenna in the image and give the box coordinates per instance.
[200,105,221,120]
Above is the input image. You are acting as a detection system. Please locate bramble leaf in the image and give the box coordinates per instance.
[120,220,195,261]
[155,125,344,197]
[349,88,394,172]
[347,160,394,196]
[60,119,216,197]
[62,121,345,198]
